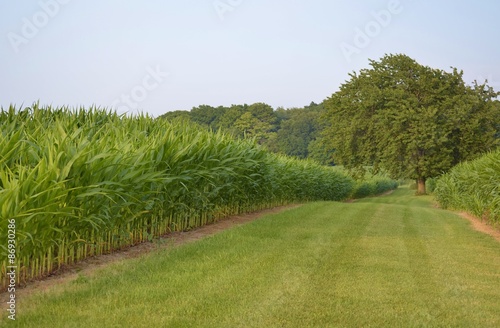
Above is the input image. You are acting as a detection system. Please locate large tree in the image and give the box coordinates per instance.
[323,54,500,194]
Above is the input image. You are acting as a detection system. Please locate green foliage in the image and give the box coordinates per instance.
[159,101,330,161]
[233,111,275,144]
[434,150,500,225]
[426,178,438,193]
[0,104,355,286]
[218,105,246,132]
[247,102,276,125]
[323,54,500,193]
[190,104,225,128]
[158,110,190,121]
[307,137,334,165]
[351,181,375,198]
[350,175,398,199]
[276,105,323,159]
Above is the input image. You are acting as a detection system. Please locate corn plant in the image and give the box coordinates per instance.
[0,104,361,288]
[435,150,500,225]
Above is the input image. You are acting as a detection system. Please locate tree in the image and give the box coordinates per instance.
[247,102,276,124]
[158,110,191,121]
[276,107,321,159]
[190,105,225,128]
[233,111,275,144]
[323,54,500,194]
[307,137,334,165]
[217,105,246,134]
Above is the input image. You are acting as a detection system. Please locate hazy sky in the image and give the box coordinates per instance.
[1,0,499,117]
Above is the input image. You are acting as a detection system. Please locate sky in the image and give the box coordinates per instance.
[1,0,499,117]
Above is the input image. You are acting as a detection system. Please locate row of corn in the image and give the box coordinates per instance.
[434,150,500,226]
[0,104,362,287]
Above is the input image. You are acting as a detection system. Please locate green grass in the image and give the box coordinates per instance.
[4,187,500,327]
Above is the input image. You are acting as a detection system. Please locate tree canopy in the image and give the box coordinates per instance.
[323,54,500,194]
[160,101,328,162]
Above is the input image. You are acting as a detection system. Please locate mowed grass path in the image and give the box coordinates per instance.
[6,187,500,327]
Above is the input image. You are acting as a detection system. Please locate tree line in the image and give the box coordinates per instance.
[160,101,332,165]
[160,54,500,194]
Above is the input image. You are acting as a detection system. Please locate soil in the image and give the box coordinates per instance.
[0,204,300,302]
[459,212,500,242]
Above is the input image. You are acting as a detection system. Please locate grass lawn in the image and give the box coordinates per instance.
[3,187,500,327]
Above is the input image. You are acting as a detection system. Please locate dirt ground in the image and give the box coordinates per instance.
[459,212,500,242]
[0,204,300,302]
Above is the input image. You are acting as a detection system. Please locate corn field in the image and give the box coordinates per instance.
[435,150,500,226]
[0,104,358,288]
[350,177,399,199]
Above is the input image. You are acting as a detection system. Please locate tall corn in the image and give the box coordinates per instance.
[1,104,355,287]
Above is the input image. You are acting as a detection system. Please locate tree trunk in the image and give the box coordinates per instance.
[416,178,426,195]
